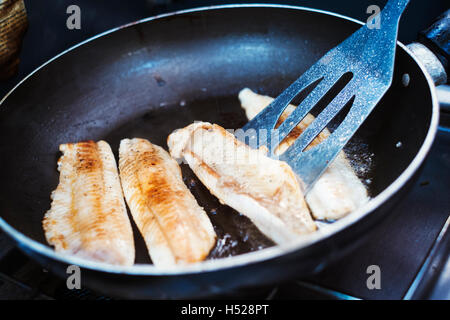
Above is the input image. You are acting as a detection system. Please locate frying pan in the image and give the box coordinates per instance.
[0,4,443,299]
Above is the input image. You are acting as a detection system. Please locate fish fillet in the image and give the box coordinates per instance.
[238,88,369,220]
[168,122,316,244]
[118,138,216,267]
[42,141,135,266]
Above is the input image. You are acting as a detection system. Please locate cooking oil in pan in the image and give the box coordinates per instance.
[105,96,375,262]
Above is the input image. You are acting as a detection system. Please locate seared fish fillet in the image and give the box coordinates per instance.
[43,141,135,266]
[239,88,369,220]
[119,138,216,267]
[168,122,316,244]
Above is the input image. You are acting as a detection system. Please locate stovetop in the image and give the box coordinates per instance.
[0,0,449,300]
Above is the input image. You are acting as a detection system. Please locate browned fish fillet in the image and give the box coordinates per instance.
[119,138,216,267]
[168,122,316,244]
[238,88,369,220]
[42,141,135,266]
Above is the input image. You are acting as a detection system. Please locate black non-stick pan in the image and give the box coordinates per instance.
[0,4,442,298]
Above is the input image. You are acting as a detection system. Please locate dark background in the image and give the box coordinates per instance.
[0,0,448,98]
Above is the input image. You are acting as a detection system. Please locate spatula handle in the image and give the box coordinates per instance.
[385,0,410,11]
[382,0,410,20]
[366,0,409,33]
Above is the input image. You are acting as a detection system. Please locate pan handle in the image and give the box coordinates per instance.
[419,9,449,72]
[407,9,449,86]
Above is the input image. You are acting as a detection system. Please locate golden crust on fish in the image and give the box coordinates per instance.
[42,141,135,266]
[168,122,316,244]
[119,138,216,267]
[239,88,369,220]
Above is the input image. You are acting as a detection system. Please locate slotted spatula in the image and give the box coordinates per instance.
[240,0,410,192]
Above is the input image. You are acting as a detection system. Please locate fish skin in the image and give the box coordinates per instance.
[43,140,135,266]
[168,122,316,244]
[119,138,216,267]
[238,88,369,220]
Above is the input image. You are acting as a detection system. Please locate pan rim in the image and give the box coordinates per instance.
[0,3,440,276]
